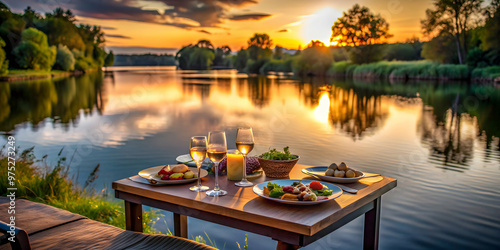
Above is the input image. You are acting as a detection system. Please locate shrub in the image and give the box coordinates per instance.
[328,61,353,77]
[294,45,333,76]
[13,28,56,70]
[54,44,75,71]
[245,58,269,74]
[348,44,385,64]
[0,38,8,75]
[260,58,293,73]
[471,66,500,80]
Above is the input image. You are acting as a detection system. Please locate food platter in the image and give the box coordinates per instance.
[138,165,208,185]
[252,179,342,205]
[302,166,365,183]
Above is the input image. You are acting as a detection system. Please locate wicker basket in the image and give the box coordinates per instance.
[257,155,299,178]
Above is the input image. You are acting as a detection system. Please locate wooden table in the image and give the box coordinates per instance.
[113,164,396,249]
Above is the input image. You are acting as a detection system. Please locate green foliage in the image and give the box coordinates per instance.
[114,54,176,66]
[188,46,214,70]
[421,0,483,64]
[384,43,422,61]
[0,37,8,75]
[331,4,392,46]
[247,33,273,60]
[328,61,355,77]
[421,35,459,64]
[436,64,470,79]
[294,44,333,76]
[481,2,500,64]
[35,17,85,51]
[471,66,500,80]
[104,51,115,67]
[244,58,269,74]
[260,58,293,74]
[466,47,489,68]
[13,27,56,70]
[54,44,75,71]
[234,48,248,71]
[212,46,232,67]
[176,44,215,70]
[349,44,385,64]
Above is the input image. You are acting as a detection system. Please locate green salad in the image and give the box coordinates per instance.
[260,146,297,160]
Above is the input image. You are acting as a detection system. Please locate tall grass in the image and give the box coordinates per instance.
[471,66,500,81]
[329,60,474,80]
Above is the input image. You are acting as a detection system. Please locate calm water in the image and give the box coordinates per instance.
[1,66,499,249]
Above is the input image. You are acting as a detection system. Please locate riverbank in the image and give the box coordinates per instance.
[326,61,500,83]
[0,69,97,82]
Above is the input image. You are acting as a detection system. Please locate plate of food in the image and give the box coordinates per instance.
[176,154,212,168]
[252,179,342,205]
[301,162,365,183]
[138,164,208,185]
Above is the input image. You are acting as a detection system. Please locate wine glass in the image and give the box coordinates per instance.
[189,136,209,192]
[206,131,228,196]
[235,127,255,187]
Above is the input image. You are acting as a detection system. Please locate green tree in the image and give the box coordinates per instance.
[188,46,214,70]
[294,41,333,76]
[213,45,231,67]
[247,33,273,60]
[0,37,8,75]
[13,27,56,70]
[22,6,41,28]
[104,50,115,68]
[55,44,75,71]
[331,4,392,64]
[331,4,392,46]
[0,4,26,67]
[481,0,500,64]
[421,0,483,64]
[234,48,248,71]
[273,45,284,60]
[421,35,459,64]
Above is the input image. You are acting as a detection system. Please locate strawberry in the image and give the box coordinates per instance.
[309,181,323,191]
[160,174,170,180]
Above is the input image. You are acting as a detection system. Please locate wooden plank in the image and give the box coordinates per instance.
[125,201,143,232]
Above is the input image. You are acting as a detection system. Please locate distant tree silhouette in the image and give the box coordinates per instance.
[330,4,392,47]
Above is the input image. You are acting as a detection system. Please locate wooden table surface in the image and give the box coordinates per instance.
[113,164,397,238]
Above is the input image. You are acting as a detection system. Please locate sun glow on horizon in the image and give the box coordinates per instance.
[301,7,342,47]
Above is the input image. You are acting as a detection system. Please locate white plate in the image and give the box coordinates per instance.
[252,179,342,205]
[176,154,211,168]
[138,165,208,185]
[302,166,365,183]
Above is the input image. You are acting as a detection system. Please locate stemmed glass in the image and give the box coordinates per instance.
[206,131,228,196]
[235,127,255,187]
[189,136,209,192]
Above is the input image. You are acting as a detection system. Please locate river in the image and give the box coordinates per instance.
[1,66,499,249]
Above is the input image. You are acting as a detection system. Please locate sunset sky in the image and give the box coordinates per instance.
[4,0,434,54]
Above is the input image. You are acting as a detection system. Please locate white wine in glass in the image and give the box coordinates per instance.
[206,131,228,196]
[189,136,209,192]
[235,127,255,187]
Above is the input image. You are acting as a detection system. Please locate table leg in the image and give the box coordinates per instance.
[363,197,381,250]
[173,213,188,238]
[276,241,300,250]
[125,201,143,232]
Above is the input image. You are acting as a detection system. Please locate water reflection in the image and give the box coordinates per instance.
[0,73,105,132]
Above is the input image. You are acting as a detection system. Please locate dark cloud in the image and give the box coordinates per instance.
[277,29,289,33]
[13,0,267,31]
[198,29,212,34]
[105,34,131,39]
[229,13,271,21]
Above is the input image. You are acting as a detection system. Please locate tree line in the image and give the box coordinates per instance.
[0,2,114,75]
[177,0,499,79]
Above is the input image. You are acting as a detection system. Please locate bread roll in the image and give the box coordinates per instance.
[328,163,338,170]
[345,169,355,178]
[334,169,345,177]
[325,168,335,176]
[338,162,347,171]
[171,164,189,173]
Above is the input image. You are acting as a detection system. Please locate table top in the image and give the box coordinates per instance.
[113,164,397,236]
